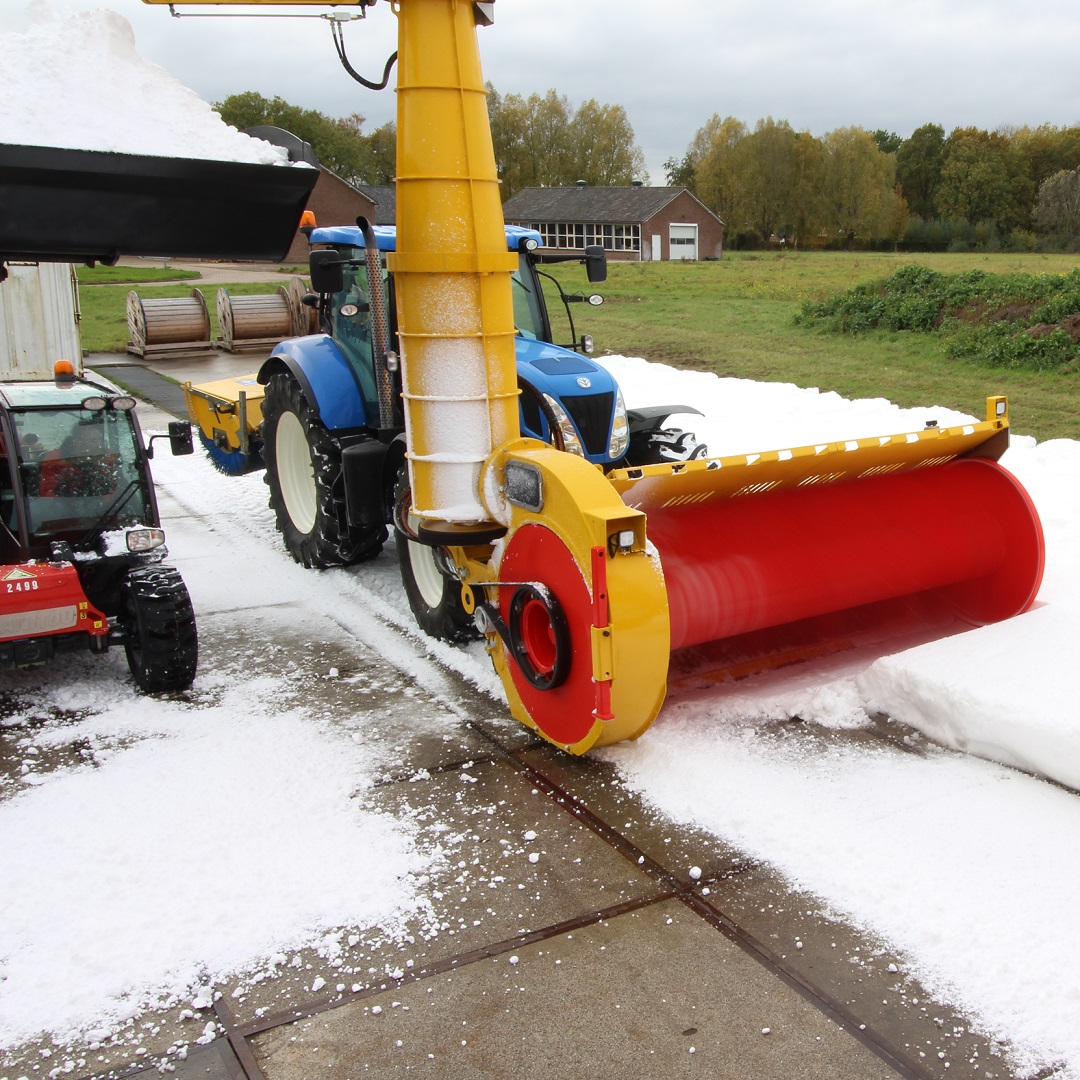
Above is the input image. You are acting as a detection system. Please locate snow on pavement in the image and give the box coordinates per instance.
[5,361,1079,1076]
[0,445,452,1060]
[594,356,1080,1079]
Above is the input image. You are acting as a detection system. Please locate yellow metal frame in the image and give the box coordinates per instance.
[183,376,264,456]
[388,0,519,524]
[610,397,1010,512]
[448,398,1014,753]
[454,441,670,753]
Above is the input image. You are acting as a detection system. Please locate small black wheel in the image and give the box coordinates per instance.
[260,373,386,569]
[123,565,198,692]
[507,584,571,690]
[393,466,479,643]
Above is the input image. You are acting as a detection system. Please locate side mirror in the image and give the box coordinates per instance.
[148,422,194,459]
[169,421,194,456]
[309,249,344,295]
[584,244,607,284]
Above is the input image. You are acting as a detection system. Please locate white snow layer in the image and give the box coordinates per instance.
[0,5,288,163]
[5,357,1080,1077]
[595,357,1080,1079]
[2,4,1080,1075]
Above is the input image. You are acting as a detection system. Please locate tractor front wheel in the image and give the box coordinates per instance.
[393,466,479,643]
[261,373,386,568]
[123,565,198,692]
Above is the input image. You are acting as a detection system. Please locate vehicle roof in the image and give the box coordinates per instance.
[0,374,125,410]
[309,223,545,252]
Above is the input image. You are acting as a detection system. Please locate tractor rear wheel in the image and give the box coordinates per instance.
[393,466,479,643]
[123,565,198,692]
[261,373,386,568]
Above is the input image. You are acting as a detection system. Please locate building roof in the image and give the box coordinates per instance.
[356,185,397,226]
[502,186,723,226]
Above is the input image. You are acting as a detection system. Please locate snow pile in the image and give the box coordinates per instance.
[598,354,1080,790]
[0,5,287,163]
[0,672,439,1049]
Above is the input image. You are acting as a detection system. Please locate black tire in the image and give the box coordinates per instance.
[123,565,198,693]
[393,466,479,643]
[261,373,386,569]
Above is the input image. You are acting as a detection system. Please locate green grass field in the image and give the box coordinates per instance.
[546,251,1080,442]
[79,251,1080,442]
[80,279,295,359]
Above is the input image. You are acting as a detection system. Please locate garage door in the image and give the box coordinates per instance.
[669,224,698,260]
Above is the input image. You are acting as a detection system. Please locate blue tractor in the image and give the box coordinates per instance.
[188,220,704,641]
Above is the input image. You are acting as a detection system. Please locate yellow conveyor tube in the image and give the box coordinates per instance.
[388,0,520,524]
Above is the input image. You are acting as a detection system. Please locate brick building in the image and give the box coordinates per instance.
[501,185,724,262]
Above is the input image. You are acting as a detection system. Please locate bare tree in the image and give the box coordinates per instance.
[1036,168,1080,245]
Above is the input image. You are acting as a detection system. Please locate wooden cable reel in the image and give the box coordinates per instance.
[126,288,213,358]
[215,285,294,352]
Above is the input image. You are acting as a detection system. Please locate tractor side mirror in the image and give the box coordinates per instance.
[147,421,194,459]
[309,249,345,294]
[169,421,194,456]
[584,245,607,284]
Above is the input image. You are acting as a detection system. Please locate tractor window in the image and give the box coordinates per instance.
[10,409,151,544]
[328,250,381,416]
[513,254,546,341]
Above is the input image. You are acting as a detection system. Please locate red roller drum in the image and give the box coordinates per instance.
[647,457,1044,651]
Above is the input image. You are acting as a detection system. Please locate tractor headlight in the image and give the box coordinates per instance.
[609,388,629,459]
[126,528,166,552]
[542,393,585,457]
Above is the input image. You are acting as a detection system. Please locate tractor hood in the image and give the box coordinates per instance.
[309,224,544,254]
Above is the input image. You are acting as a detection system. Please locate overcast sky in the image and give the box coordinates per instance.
[7,0,1080,181]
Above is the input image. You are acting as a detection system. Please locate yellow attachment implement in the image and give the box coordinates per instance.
[183,375,263,461]
[454,397,1043,755]
[610,396,1011,512]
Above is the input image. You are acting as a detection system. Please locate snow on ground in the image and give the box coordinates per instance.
[0,680,437,1049]
[0,5,288,163]
[595,358,1080,1079]
[6,360,1080,1076]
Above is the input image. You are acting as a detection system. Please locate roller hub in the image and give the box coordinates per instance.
[498,523,602,748]
[508,585,571,690]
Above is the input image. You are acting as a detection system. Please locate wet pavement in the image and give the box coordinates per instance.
[0,318,1033,1078]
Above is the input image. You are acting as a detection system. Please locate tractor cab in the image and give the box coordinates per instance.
[0,370,194,573]
[0,373,198,690]
[0,383,154,560]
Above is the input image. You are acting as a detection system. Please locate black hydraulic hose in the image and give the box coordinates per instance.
[331,20,397,90]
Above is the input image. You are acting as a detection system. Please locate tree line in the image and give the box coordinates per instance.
[216,90,1080,252]
[667,118,1080,251]
[214,86,646,199]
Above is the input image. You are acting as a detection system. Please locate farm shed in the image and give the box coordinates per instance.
[502,185,725,262]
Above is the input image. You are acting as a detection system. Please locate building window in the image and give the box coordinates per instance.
[525,222,640,253]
